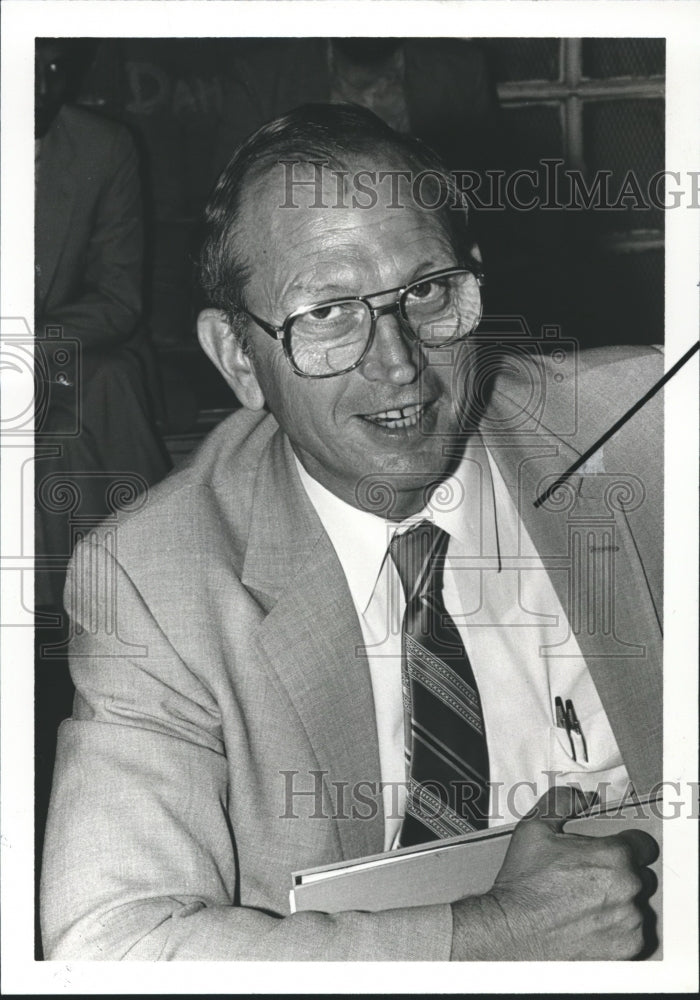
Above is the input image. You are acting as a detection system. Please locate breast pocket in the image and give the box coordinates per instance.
[547,705,630,796]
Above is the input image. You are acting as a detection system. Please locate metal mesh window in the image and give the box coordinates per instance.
[583,98,665,231]
[582,38,665,79]
[484,37,665,345]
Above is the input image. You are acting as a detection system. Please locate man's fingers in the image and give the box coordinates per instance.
[636,864,659,901]
[524,785,599,833]
[616,828,660,869]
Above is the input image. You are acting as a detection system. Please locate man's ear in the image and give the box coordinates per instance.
[197,309,266,411]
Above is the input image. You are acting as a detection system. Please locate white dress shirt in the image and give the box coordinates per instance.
[295,445,630,850]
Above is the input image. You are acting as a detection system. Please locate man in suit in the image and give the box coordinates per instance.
[35,38,170,611]
[41,104,660,960]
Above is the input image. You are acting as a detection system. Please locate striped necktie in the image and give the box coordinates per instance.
[390,521,490,846]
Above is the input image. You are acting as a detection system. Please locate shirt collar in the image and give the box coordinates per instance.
[295,457,395,617]
[294,438,500,616]
[425,444,500,561]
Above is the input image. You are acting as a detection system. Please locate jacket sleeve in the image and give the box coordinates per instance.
[40,536,453,961]
[37,126,143,351]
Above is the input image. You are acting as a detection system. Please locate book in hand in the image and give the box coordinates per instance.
[291,793,662,958]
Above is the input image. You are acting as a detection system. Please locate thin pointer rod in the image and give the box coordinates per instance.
[533,341,700,509]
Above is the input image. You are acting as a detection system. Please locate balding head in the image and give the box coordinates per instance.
[198,103,473,348]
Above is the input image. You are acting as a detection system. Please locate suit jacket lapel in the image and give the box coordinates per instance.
[35,107,78,314]
[485,401,662,792]
[242,430,384,860]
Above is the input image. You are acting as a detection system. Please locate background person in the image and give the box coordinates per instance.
[35,38,170,613]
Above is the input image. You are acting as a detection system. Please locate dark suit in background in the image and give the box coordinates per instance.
[34,107,171,936]
[35,104,170,609]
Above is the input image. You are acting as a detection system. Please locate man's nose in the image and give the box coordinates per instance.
[360,309,420,384]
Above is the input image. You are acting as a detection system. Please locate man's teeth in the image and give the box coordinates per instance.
[364,403,425,428]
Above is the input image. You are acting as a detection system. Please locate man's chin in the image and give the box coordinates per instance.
[351,454,460,520]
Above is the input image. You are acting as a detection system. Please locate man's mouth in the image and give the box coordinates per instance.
[360,402,427,429]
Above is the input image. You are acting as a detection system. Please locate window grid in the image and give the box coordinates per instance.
[496,38,664,254]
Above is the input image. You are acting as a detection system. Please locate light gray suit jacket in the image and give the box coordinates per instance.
[41,345,663,960]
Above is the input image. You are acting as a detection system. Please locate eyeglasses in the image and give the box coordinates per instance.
[241,265,484,378]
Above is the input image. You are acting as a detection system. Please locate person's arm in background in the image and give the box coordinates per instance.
[37,123,143,352]
[41,535,655,962]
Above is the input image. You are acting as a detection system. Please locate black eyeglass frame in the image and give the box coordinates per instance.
[240,264,485,379]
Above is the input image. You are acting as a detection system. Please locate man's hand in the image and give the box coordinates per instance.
[450,786,658,960]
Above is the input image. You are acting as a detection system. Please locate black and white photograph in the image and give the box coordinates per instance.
[1,0,698,992]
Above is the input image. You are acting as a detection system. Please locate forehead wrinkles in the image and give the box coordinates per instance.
[248,155,452,221]
[238,161,457,311]
[243,167,451,252]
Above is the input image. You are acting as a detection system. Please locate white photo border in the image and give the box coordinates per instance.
[2,1,698,993]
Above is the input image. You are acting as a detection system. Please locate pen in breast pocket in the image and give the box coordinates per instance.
[565,699,589,763]
[554,695,588,763]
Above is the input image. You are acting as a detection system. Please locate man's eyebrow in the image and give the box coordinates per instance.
[289,280,354,301]
[288,260,457,303]
[408,260,455,280]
